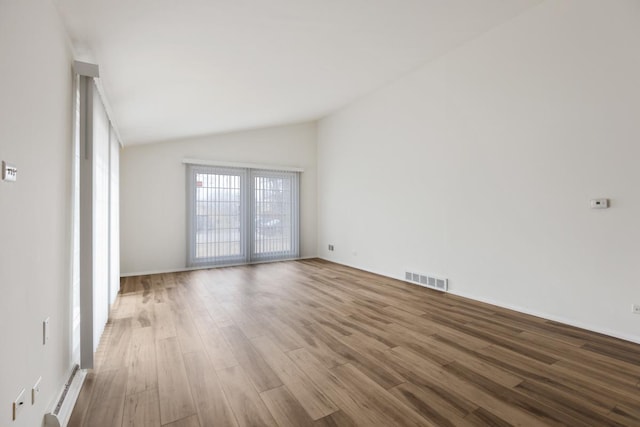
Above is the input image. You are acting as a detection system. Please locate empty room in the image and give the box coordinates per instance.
[1,0,640,426]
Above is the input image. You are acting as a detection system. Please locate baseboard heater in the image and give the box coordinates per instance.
[44,365,86,427]
[405,271,448,292]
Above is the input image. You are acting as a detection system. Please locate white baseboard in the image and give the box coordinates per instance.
[120,256,318,277]
[121,266,206,277]
[44,365,86,427]
[318,257,640,345]
[447,289,640,345]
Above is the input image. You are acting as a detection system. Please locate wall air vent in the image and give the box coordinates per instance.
[404,271,448,292]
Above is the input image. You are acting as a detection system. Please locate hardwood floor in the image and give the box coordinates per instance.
[69,259,640,427]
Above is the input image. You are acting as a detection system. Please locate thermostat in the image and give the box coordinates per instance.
[2,161,17,182]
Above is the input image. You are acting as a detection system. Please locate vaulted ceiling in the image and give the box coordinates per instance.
[54,0,542,145]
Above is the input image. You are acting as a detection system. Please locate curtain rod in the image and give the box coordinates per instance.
[182,158,304,172]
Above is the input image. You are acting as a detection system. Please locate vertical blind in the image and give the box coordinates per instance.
[74,71,121,368]
[92,82,110,352]
[188,166,248,266]
[109,128,120,306]
[187,165,299,267]
[251,169,299,262]
[71,74,81,365]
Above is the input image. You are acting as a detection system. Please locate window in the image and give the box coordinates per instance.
[187,164,299,267]
[252,169,299,262]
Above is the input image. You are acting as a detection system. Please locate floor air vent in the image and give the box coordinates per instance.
[404,271,448,292]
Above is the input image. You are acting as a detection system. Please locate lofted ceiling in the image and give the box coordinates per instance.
[54,0,542,145]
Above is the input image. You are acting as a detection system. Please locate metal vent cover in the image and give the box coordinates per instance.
[404,270,448,292]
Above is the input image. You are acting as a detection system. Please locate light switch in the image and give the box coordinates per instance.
[32,377,41,404]
[43,317,50,345]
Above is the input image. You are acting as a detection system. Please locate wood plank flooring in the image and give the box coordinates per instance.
[69,259,640,427]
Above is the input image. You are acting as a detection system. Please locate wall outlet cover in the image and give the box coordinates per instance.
[590,198,609,209]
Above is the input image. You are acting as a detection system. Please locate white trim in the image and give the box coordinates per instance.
[318,258,640,345]
[447,289,640,345]
[120,256,317,277]
[183,158,304,172]
[73,61,99,78]
[72,61,124,147]
[44,366,86,427]
[123,256,640,345]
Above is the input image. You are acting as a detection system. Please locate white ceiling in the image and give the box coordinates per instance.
[54,0,541,145]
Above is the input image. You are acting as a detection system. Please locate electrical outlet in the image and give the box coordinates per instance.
[12,389,25,420]
[328,244,334,251]
[590,198,609,209]
[632,304,640,314]
[32,377,41,405]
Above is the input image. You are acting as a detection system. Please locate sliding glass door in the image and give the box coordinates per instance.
[188,166,247,266]
[251,170,299,262]
[187,165,299,267]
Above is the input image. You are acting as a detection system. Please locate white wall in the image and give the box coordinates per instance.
[120,122,317,274]
[0,0,74,426]
[318,0,640,342]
